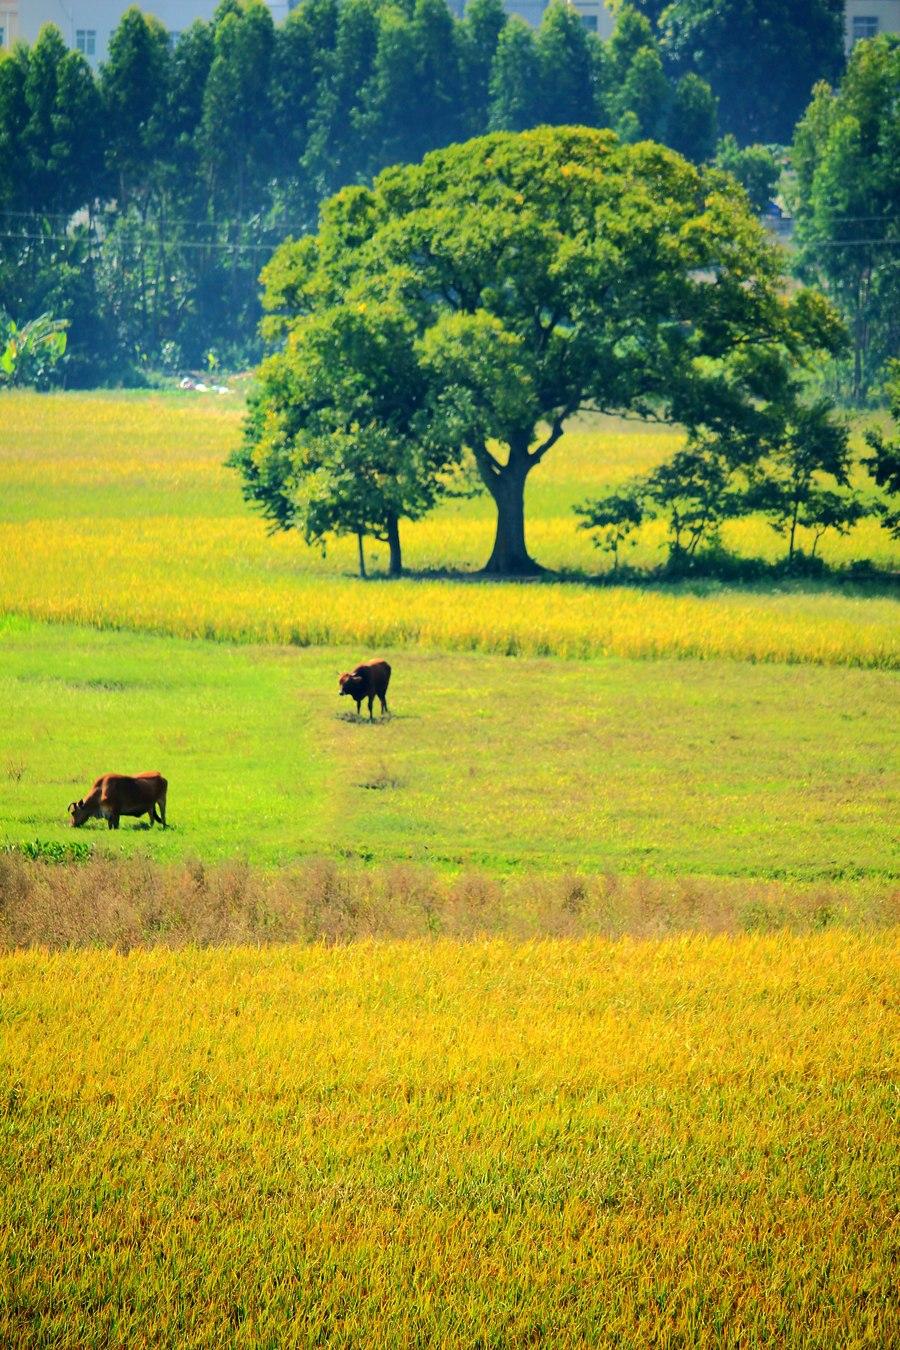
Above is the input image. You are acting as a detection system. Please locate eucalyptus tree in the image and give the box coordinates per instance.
[655,0,844,143]
[790,35,900,403]
[458,0,507,137]
[487,20,542,133]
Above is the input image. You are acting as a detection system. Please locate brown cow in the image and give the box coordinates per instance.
[68,772,168,830]
[338,659,391,720]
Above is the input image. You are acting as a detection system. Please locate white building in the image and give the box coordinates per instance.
[844,0,900,50]
[0,0,615,60]
[2,1,897,63]
[501,0,614,35]
[564,0,614,36]
[0,2,290,65]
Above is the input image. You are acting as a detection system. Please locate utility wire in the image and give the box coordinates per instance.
[5,230,900,255]
[0,207,308,233]
[0,230,278,253]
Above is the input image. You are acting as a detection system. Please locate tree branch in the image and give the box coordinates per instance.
[578,403,672,425]
[529,407,577,465]
[471,437,502,483]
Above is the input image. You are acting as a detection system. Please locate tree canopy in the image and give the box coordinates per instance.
[234,125,845,574]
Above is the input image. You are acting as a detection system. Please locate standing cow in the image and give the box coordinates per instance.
[68,772,168,830]
[338,659,392,720]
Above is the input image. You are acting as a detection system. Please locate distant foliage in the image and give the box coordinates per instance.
[863,361,900,537]
[713,136,780,214]
[0,0,718,383]
[789,36,900,404]
[578,401,873,571]
[635,0,844,144]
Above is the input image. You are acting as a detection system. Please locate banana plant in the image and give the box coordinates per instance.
[0,313,69,388]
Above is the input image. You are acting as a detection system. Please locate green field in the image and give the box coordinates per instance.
[0,389,897,1345]
[2,616,897,881]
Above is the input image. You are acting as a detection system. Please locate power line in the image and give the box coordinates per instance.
[806,238,900,248]
[803,216,900,223]
[0,207,308,234]
[7,229,900,253]
[0,230,278,253]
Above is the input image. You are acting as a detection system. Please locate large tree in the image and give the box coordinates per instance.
[238,126,843,574]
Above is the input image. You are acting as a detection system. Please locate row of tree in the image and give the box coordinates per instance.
[230,125,900,578]
[0,0,719,381]
[576,404,890,575]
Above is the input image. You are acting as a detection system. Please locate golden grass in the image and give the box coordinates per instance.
[1,931,895,1344]
[1,515,897,666]
[0,390,897,668]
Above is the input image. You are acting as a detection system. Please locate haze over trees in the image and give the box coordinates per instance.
[0,0,892,418]
[0,0,720,382]
[0,0,854,387]
[233,126,846,575]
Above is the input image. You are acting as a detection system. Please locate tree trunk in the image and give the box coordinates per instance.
[356,531,367,579]
[481,456,542,576]
[788,497,800,562]
[386,514,402,577]
[853,300,863,406]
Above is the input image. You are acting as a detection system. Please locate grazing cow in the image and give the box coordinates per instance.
[68,772,168,830]
[338,659,391,720]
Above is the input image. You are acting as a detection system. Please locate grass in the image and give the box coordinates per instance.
[2,617,897,881]
[0,932,895,1345]
[0,389,897,668]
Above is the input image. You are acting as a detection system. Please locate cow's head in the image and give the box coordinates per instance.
[68,798,92,828]
[339,672,363,699]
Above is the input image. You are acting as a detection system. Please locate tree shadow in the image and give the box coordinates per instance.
[354,554,899,598]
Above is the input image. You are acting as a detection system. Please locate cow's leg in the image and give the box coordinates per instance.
[355,698,362,718]
[107,813,118,831]
[379,693,388,717]
[157,795,167,829]
[368,694,375,721]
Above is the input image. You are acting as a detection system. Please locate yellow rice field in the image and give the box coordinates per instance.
[1,931,895,1346]
[0,389,896,667]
